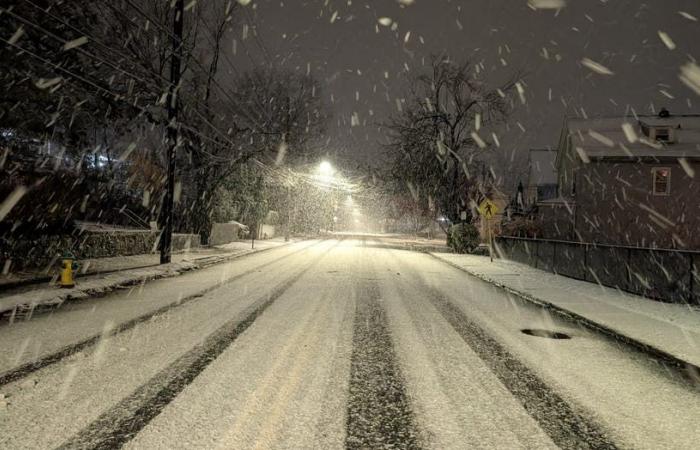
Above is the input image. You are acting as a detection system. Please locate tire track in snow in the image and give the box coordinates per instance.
[421,283,618,449]
[57,239,340,449]
[379,246,617,449]
[0,239,325,387]
[345,269,421,449]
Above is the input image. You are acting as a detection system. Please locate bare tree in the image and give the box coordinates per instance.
[1,1,327,241]
[177,67,328,242]
[383,56,521,228]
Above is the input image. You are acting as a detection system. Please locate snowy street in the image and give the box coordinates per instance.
[1,238,698,449]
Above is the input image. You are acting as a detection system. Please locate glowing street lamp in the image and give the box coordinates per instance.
[319,160,334,177]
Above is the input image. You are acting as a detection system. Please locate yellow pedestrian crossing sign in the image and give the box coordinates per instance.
[478,199,499,219]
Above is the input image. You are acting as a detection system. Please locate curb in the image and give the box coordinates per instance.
[1,241,300,317]
[0,239,316,386]
[429,253,700,383]
[0,242,297,293]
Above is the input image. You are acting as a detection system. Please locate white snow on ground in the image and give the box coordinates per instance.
[432,253,700,369]
[0,237,292,290]
[367,247,558,449]
[0,261,196,314]
[396,249,700,449]
[213,237,290,252]
[0,240,314,374]
[0,241,331,449]
[1,239,699,449]
[0,238,293,315]
[125,241,354,450]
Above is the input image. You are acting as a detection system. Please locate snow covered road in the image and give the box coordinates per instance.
[1,238,699,449]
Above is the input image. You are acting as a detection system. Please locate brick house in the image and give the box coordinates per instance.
[534,110,700,249]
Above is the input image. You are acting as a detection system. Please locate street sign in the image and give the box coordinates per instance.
[478,198,499,219]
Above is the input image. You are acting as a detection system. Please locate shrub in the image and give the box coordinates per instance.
[501,217,541,238]
[448,223,480,253]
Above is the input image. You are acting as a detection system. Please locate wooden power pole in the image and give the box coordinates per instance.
[160,0,184,264]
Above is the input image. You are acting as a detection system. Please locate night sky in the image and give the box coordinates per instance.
[243,0,699,177]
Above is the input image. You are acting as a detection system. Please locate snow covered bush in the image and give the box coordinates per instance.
[448,223,480,254]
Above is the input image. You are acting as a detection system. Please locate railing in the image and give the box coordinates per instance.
[495,236,700,305]
[114,208,151,230]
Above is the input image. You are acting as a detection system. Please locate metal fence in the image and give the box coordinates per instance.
[495,236,700,305]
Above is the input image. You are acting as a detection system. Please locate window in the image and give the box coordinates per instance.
[654,127,672,143]
[639,122,674,143]
[536,184,558,202]
[652,167,671,195]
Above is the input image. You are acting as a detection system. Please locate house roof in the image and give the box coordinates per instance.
[527,149,557,185]
[563,113,700,161]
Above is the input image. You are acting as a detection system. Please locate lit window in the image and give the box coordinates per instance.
[652,168,671,196]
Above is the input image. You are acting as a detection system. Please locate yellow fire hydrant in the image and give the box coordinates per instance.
[60,251,78,288]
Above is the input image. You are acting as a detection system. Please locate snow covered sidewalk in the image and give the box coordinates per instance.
[0,238,294,316]
[431,253,700,370]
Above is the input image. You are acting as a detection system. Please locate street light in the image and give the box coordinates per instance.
[319,160,334,176]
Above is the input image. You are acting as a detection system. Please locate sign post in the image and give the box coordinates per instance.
[478,198,500,262]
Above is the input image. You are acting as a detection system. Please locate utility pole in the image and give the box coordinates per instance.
[284,96,292,242]
[160,0,184,264]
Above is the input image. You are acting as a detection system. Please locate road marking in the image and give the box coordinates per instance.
[345,276,421,449]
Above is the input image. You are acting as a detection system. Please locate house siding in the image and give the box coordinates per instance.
[573,160,700,248]
[535,159,700,249]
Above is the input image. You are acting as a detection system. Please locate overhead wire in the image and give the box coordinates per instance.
[119,0,272,133]
[11,2,276,166]
[5,3,319,174]
[3,6,164,96]
[0,36,245,165]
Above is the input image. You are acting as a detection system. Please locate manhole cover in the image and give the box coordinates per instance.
[521,329,571,339]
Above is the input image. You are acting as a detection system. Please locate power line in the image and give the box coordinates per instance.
[4,4,301,170]
[120,0,270,133]
[1,36,243,165]
[18,0,250,151]
[3,6,163,96]
[22,0,171,88]
[22,2,287,167]
[242,6,274,67]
